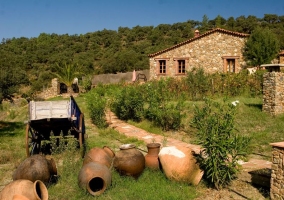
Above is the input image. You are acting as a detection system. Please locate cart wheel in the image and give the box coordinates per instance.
[79,114,85,158]
[25,124,41,157]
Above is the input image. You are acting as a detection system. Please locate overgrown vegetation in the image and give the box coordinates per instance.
[1,14,283,100]
[191,99,251,189]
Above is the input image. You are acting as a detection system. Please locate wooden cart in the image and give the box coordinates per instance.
[25,96,86,157]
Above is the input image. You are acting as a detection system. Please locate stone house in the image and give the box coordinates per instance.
[148,28,249,80]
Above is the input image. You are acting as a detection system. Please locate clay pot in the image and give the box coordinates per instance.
[13,194,30,200]
[158,146,204,185]
[113,144,145,178]
[12,154,57,186]
[0,179,48,200]
[83,146,115,168]
[145,143,161,170]
[78,162,112,196]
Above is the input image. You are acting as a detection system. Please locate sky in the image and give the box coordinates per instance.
[0,0,284,39]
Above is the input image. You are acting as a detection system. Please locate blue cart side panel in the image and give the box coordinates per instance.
[70,96,85,134]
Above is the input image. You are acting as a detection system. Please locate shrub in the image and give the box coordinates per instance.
[191,98,250,189]
[86,90,108,128]
[112,85,144,122]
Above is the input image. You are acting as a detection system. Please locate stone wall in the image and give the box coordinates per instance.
[270,142,284,199]
[92,70,149,86]
[149,31,247,80]
[263,72,284,115]
[36,78,60,99]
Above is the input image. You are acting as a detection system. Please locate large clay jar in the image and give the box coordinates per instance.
[13,194,30,200]
[158,146,204,185]
[113,144,145,178]
[83,146,115,168]
[12,154,57,186]
[145,143,161,170]
[78,162,112,196]
[0,179,48,200]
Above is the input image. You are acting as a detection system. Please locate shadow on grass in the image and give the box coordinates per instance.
[0,121,25,137]
[244,103,263,110]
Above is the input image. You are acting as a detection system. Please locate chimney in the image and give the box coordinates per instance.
[194,30,200,37]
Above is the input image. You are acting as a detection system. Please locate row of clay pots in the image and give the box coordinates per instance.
[0,154,56,200]
[139,142,204,186]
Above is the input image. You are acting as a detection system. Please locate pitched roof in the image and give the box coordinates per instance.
[148,28,249,57]
[279,50,284,55]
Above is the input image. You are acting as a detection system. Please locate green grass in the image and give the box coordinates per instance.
[1,94,283,199]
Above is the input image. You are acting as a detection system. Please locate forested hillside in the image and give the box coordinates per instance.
[0,14,284,100]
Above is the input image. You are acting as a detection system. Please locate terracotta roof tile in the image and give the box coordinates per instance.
[148,28,249,57]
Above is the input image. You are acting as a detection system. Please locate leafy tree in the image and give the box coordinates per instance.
[243,27,280,67]
[0,52,28,103]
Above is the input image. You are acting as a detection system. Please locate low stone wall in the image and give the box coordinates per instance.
[263,72,284,115]
[36,78,60,100]
[270,142,284,199]
[92,70,149,86]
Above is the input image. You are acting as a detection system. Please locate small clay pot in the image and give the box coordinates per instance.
[12,154,57,186]
[83,146,115,168]
[78,162,112,196]
[0,179,48,200]
[145,143,161,170]
[113,144,145,178]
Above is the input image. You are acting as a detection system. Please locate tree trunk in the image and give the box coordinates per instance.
[67,86,73,95]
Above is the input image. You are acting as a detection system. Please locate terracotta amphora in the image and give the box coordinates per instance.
[145,143,161,170]
[158,146,204,185]
[83,146,115,168]
[12,154,57,186]
[0,179,48,200]
[113,144,145,178]
[78,162,112,196]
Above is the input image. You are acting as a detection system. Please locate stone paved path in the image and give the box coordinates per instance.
[105,110,272,184]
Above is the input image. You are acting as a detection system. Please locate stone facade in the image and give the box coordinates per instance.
[148,28,249,80]
[263,72,284,115]
[270,142,284,200]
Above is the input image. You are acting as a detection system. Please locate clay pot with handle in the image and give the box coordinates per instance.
[0,179,48,200]
[83,146,115,168]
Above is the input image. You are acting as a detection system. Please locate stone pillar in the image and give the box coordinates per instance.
[270,142,284,200]
[263,72,284,115]
[51,78,60,96]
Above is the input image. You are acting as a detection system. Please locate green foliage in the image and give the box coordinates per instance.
[191,99,251,189]
[112,85,144,122]
[186,68,210,100]
[86,90,108,129]
[81,75,92,93]
[144,80,185,131]
[243,27,280,67]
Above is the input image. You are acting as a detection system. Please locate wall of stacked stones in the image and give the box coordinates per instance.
[36,78,60,100]
[149,32,246,80]
[270,144,284,200]
[263,72,284,115]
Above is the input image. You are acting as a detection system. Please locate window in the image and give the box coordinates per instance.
[177,60,186,74]
[227,59,235,72]
[222,56,239,73]
[159,60,166,74]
